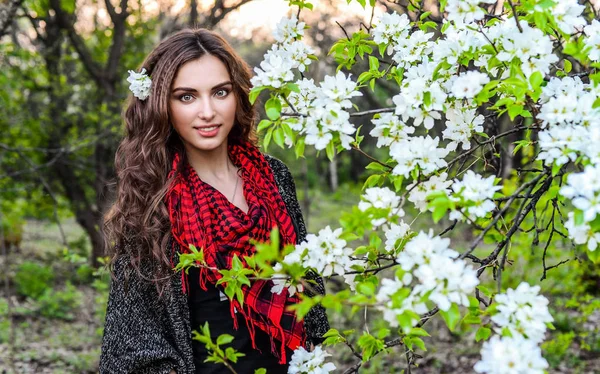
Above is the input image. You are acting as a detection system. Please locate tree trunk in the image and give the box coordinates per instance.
[328,155,338,192]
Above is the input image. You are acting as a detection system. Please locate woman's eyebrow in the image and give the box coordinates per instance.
[172,81,233,93]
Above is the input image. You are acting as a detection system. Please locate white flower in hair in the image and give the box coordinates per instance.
[127,68,152,100]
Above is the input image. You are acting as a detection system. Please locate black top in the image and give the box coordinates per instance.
[187,266,291,374]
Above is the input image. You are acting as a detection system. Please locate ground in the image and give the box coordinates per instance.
[1,185,599,373]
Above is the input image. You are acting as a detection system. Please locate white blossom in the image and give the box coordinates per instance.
[383,220,412,253]
[369,113,415,148]
[288,346,336,374]
[540,76,586,104]
[250,47,295,89]
[372,12,411,52]
[273,15,305,44]
[390,135,449,178]
[407,172,453,212]
[286,78,318,115]
[443,104,485,151]
[547,0,586,34]
[413,254,479,311]
[289,226,357,277]
[491,282,554,344]
[564,211,600,251]
[474,335,549,374]
[396,229,459,272]
[433,23,486,65]
[284,41,315,72]
[446,0,496,26]
[127,68,152,100]
[393,229,478,313]
[449,170,501,221]
[489,22,558,79]
[270,263,304,297]
[537,125,581,167]
[584,19,600,61]
[376,276,427,329]
[315,71,362,109]
[358,187,405,227]
[560,164,600,223]
[450,70,490,99]
[391,30,435,69]
[289,72,362,152]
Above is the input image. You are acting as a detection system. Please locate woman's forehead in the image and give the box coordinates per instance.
[173,55,231,89]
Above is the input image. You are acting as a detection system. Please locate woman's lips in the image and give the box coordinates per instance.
[194,124,221,137]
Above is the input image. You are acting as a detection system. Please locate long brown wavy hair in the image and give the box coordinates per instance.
[103,28,258,291]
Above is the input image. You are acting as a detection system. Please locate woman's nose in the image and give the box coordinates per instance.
[197,97,215,121]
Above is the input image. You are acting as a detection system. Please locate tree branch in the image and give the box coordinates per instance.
[48,0,104,85]
[0,0,23,38]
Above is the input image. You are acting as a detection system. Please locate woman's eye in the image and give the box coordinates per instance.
[179,94,194,102]
[215,89,229,98]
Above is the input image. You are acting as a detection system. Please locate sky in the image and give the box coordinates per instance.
[72,0,383,41]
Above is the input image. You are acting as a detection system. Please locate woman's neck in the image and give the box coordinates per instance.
[185,141,237,183]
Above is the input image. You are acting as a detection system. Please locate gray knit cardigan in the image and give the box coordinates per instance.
[99,155,330,374]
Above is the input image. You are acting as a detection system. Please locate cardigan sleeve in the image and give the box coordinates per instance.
[99,251,187,374]
[265,155,331,346]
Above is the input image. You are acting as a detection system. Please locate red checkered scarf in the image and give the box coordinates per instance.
[165,139,305,364]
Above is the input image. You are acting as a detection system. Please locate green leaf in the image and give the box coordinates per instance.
[412,336,427,351]
[477,285,492,298]
[508,104,523,121]
[357,282,376,296]
[463,312,482,325]
[475,326,492,342]
[408,327,430,337]
[366,162,387,172]
[216,334,235,346]
[286,82,300,93]
[265,97,282,120]
[439,303,461,332]
[533,11,547,30]
[295,137,306,158]
[263,127,273,150]
[257,119,272,133]
[564,59,572,73]
[363,174,382,189]
[325,141,335,161]
[235,287,245,307]
[358,332,385,361]
[368,55,379,70]
[588,248,600,264]
[377,328,391,339]
[563,41,578,56]
[528,71,543,89]
[249,86,267,104]
[552,162,562,177]
[432,203,447,223]
[273,126,285,148]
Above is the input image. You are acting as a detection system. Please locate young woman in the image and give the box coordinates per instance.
[99,28,329,374]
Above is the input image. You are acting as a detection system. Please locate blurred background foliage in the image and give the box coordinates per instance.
[0,0,598,372]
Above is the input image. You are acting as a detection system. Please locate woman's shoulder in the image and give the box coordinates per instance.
[262,153,292,177]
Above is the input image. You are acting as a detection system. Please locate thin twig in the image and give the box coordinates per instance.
[506,0,523,32]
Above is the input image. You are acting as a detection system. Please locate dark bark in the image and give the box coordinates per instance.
[189,0,198,27]
[205,0,253,28]
[0,0,22,39]
[41,1,130,267]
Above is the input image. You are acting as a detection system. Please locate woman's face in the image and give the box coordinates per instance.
[169,54,237,156]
